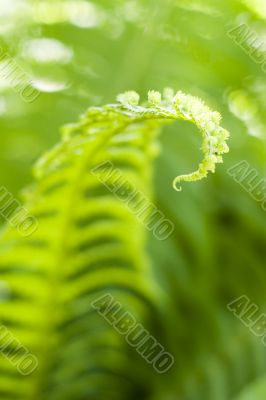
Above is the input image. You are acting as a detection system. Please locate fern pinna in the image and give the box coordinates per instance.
[0,89,229,399]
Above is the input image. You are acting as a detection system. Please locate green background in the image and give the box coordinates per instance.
[1,0,266,398]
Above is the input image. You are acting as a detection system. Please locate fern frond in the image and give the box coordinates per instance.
[0,90,229,399]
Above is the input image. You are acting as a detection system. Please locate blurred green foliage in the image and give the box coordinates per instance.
[1,0,266,399]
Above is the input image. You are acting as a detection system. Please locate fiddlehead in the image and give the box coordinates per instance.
[116,89,230,191]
